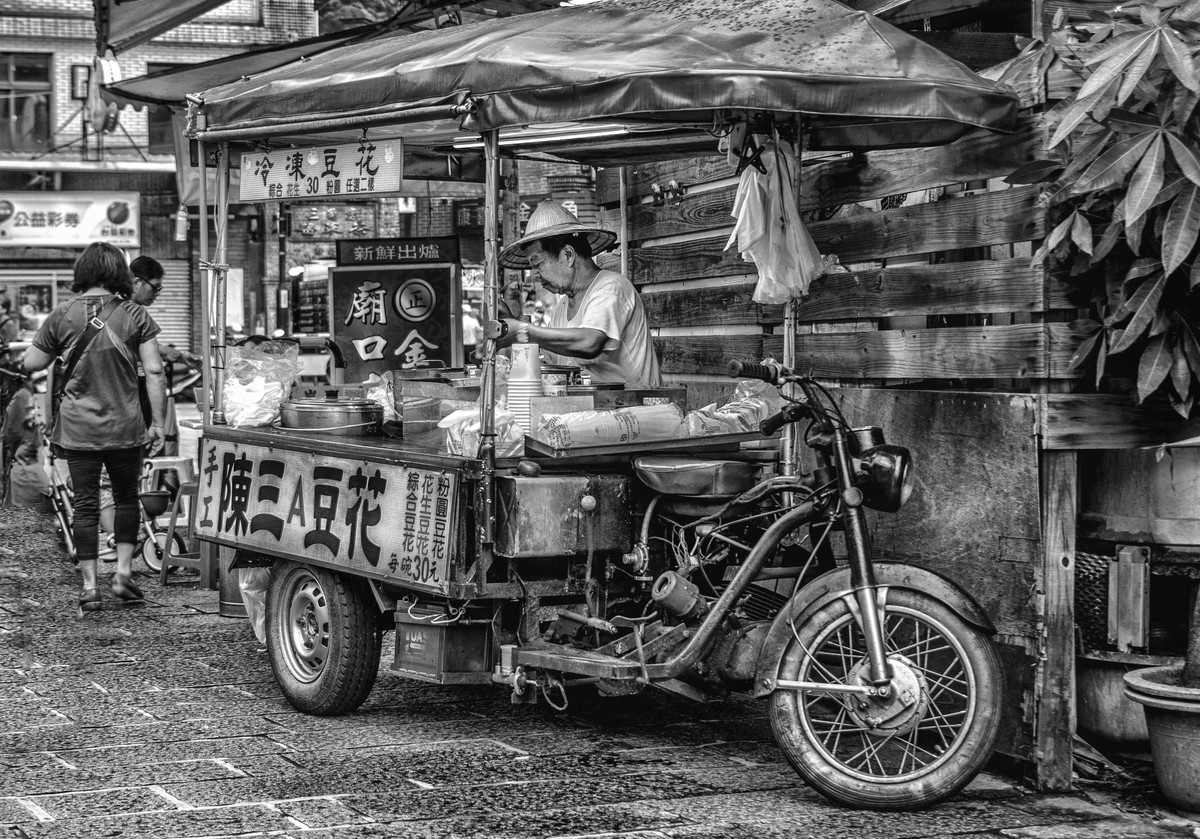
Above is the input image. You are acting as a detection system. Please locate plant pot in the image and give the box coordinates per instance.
[1124,664,1200,816]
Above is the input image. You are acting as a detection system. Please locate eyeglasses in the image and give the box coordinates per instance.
[139,278,163,292]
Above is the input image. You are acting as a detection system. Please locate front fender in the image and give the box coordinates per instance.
[752,562,994,698]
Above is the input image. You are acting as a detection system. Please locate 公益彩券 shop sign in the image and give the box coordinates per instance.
[193,439,459,592]
[238,140,402,202]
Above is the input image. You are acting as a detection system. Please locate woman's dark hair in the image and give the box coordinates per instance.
[72,242,133,295]
[536,232,594,260]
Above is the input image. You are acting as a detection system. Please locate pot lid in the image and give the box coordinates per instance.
[283,398,381,411]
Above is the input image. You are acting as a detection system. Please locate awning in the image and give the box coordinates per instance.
[188,0,1021,156]
[95,0,231,56]
[102,26,380,111]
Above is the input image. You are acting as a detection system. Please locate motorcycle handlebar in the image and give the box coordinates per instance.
[759,408,792,437]
[728,359,789,384]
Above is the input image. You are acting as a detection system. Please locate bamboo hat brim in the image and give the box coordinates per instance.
[498,200,617,269]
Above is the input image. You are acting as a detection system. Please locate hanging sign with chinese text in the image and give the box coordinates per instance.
[239,140,402,203]
[0,192,139,248]
[336,237,459,266]
[291,203,378,241]
[331,261,462,380]
[193,438,459,594]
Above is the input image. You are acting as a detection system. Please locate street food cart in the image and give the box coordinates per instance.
[184,0,1020,810]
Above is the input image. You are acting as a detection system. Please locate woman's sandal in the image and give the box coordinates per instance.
[79,588,102,612]
[111,575,144,602]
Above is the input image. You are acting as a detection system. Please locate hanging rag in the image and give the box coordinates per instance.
[725,138,823,304]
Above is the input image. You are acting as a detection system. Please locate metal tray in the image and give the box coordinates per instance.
[523,430,766,460]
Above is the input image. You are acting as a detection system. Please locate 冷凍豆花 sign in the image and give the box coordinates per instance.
[238,140,402,203]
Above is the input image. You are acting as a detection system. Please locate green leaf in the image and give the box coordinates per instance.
[1138,332,1173,401]
[1171,338,1191,403]
[1116,32,1161,103]
[1073,130,1156,192]
[1165,132,1200,185]
[1044,211,1078,256]
[1068,326,1103,372]
[1083,29,1153,68]
[1110,269,1167,353]
[1174,84,1199,125]
[1124,132,1166,225]
[1071,211,1095,254]
[1163,182,1200,274]
[1062,130,1114,182]
[1051,89,1111,147]
[1005,159,1066,184]
[1161,26,1200,91]
[1078,30,1156,101]
[1092,216,1126,262]
[1104,107,1160,131]
[1150,173,1188,210]
[1192,259,1200,287]
[1180,321,1200,371]
[1096,329,1110,385]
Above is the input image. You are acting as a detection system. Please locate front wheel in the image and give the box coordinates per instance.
[769,588,1002,810]
[140,530,187,573]
[265,561,381,715]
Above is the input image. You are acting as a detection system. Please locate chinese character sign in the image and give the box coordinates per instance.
[193,439,459,593]
[238,141,402,203]
[0,192,140,248]
[331,265,462,380]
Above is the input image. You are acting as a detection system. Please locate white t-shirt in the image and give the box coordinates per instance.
[545,270,662,386]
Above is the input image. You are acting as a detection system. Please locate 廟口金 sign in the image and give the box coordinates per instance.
[239,140,402,202]
[0,192,139,247]
[193,438,459,593]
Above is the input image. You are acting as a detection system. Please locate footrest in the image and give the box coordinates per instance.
[511,645,644,679]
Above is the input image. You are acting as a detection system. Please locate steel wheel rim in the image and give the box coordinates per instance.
[279,572,331,684]
[793,605,977,783]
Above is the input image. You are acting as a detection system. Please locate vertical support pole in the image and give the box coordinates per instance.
[619,166,629,279]
[197,141,212,425]
[1036,447,1076,791]
[212,143,230,421]
[476,130,500,591]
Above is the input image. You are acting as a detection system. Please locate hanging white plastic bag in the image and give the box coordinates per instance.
[237,567,271,644]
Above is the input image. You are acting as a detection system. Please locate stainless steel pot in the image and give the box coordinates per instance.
[279,397,382,437]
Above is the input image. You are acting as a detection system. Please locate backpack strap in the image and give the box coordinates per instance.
[59,297,121,388]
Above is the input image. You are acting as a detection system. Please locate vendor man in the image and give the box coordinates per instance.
[493,200,662,387]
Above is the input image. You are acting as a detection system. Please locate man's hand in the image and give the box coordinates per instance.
[147,423,166,454]
[498,281,524,320]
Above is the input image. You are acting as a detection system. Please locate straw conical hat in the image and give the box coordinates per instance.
[499,200,617,269]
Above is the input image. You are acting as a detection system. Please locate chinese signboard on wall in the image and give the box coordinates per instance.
[330,238,462,380]
[0,192,139,248]
[291,203,377,241]
[193,438,459,594]
[239,140,403,202]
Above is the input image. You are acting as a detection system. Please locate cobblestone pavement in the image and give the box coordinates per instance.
[2,504,1199,839]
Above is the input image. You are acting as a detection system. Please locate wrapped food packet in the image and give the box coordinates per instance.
[224,340,304,428]
[684,367,775,436]
[440,406,524,458]
[535,404,685,450]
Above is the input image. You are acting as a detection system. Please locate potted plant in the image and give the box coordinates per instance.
[1005,0,1200,813]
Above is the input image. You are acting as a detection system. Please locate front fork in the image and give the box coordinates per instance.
[830,427,893,687]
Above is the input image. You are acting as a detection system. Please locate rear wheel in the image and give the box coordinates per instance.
[140,530,187,573]
[265,561,381,715]
[769,589,1002,810]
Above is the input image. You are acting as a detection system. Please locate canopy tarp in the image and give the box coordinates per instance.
[188,0,1020,155]
[95,0,230,56]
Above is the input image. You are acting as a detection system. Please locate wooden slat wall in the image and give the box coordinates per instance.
[596,112,1081,394]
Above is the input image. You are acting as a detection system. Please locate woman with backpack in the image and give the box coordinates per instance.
[22,242,167,612]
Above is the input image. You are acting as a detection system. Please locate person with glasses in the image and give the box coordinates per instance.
[129,256,183,456]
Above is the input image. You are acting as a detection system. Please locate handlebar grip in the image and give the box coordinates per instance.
[728,360,782,384]
[759,408,792,437]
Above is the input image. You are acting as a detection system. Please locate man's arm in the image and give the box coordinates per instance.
[139,339,168,451]
[498,319,608,359]
[22,345,54,373]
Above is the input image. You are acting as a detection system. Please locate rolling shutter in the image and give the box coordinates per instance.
[154,259,192,352]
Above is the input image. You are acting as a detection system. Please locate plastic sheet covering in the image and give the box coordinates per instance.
[535,404,685,450]
[187,0,1019,153]
[238,567,270,644]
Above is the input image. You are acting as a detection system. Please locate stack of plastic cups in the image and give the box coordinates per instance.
[507,342,542,435]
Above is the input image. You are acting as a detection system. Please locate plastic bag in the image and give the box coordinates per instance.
[364,372,398,423]
[440,407,525,458]
[238,567,271,644]
[223,340,304,428]
[685,365,775,436]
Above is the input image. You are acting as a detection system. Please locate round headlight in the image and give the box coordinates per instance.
[862,445,914,512]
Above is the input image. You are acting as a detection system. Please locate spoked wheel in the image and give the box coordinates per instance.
[265,561,381,715]
[140,531,187,573]
[769,589,1002,810]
